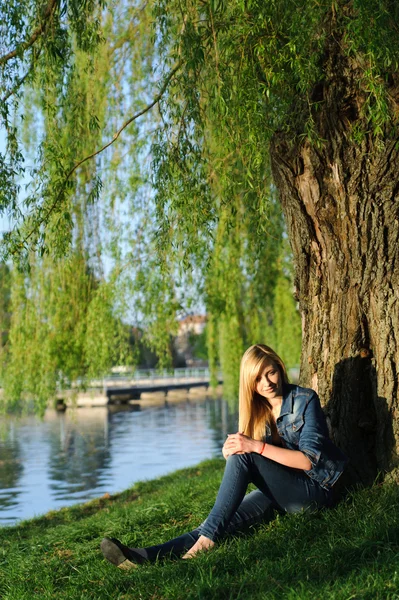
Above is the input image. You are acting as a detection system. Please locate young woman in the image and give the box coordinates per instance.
[101,344,347,569]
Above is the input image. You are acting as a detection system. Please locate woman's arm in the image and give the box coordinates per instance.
[297,392,330,468]
[223,432,312,470]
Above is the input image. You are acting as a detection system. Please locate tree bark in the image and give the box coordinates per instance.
[270,45,399,485]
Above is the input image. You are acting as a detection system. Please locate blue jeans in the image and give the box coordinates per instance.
[141,453,333,560]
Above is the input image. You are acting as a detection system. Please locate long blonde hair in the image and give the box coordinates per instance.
[238,344,289,440]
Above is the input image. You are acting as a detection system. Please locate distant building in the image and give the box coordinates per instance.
[177,314,207,336]
[175,314,207,367]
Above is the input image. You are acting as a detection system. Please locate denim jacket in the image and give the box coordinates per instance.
[265,384,347,490]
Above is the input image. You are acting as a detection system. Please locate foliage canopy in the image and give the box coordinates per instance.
[11,0,399,407]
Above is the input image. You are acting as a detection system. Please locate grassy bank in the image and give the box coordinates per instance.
[1,458,398,600]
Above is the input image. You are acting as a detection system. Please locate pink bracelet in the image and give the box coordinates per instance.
[259,442,266,456]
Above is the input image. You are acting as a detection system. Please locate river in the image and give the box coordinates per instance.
[0,395,238,526]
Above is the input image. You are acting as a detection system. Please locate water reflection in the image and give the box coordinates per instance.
[48,409,111,501]
[0,424,24,513]
[0,397,238,525]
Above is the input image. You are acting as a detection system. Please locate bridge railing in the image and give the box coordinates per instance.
[106,367,213,382]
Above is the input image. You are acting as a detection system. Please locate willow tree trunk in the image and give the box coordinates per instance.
[270,50,399,486]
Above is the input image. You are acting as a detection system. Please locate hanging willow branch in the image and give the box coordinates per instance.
[64,61,182,178]
[1,68,34,103]
[0,0,58,65]
[1,47,42,103]
[16,61,183,251]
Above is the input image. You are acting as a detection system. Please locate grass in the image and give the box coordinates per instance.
[1,458,399,599]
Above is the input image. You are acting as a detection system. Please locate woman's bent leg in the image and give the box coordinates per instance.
[101,455,332,566]
[101,488,275,566]
[144,488,274,559]
[199,453,332,542]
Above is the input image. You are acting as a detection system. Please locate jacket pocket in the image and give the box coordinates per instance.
[282,415,304,444]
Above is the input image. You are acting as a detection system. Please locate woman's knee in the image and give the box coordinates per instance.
[226,452,252,464]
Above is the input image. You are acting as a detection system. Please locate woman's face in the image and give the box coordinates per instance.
[255,362,283,401]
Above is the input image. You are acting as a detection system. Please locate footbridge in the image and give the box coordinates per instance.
[62,368,223,408]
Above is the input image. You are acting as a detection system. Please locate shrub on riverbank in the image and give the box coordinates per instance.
[1,459,398,599]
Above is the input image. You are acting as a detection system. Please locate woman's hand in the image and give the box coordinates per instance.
[222,432,263,458]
